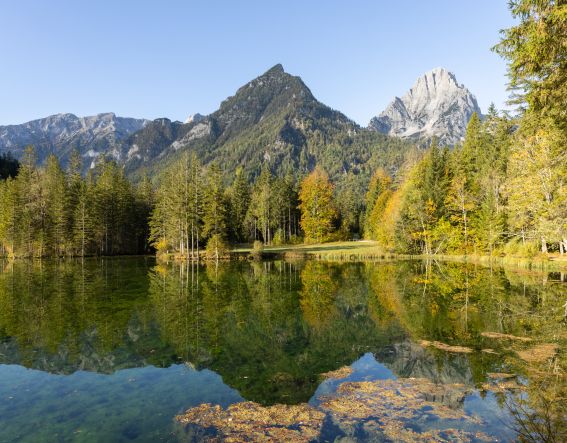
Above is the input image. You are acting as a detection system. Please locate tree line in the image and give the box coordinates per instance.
[0,147,152,258]
[0,146,342,258]
[364,108,565,256]
[149,153,339,258]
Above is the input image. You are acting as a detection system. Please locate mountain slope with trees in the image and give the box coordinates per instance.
[122,64,416,186]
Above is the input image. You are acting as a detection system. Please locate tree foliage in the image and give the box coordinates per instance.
[0,147,150,257]
[298,167,338,243]
[493,0,567,131]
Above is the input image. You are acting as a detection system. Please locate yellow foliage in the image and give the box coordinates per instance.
[298,167,338,243]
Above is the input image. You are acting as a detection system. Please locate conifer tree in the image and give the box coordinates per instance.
[202,162,228,241]
[44,155,68,256]
[493,0,567,132]
[227,167,249,242]
[246,166,273,244]
[72,177,94,257]
[0,178,18,257]
[16,146,41,256]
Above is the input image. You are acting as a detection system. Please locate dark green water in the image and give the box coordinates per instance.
[0,258,565,442]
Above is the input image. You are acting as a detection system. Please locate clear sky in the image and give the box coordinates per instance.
[0,0,515,126]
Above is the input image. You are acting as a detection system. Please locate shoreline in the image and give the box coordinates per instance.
[3,241,567,272]
[234,241,567,270]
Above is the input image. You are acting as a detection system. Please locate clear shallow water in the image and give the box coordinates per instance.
[0,258,565,441]
[0,364,242,442]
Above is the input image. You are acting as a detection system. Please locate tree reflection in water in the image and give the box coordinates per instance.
[0,257,564,440]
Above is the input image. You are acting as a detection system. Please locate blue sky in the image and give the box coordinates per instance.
[0,0,514,126]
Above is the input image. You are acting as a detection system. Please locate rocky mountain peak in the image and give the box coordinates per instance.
[266,63,285,74]
[184,113,205,124]
[211,64,316,139]
[368,68,482,145]
[0,113,148,166]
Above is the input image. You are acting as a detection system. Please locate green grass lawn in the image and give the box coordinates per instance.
[232,241,567,268]
[232,240,395,260]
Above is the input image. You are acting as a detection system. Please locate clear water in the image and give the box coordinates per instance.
[0,258,564,441]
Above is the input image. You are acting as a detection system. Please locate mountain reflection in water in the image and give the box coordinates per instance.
[0,258,565,441]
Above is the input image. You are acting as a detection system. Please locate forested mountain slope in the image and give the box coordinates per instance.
[122,64,416,185]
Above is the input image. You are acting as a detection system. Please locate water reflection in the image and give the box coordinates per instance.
[0,258,565,441]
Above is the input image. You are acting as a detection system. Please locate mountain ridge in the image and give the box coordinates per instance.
[0,112,149,167]
[0,65,477,181]
[120,64,383,182]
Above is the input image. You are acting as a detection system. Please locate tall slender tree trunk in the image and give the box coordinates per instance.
[288,206,292,241]
[191,221,194,260]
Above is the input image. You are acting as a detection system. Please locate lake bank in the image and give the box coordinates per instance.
[230,241,567,271]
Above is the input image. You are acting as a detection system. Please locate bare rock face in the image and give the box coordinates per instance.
[369,68,482,145]
[184,113,205,124]
[0,112,149,166]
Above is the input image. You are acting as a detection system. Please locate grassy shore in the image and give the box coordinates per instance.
[232,241,567,270]
[232,241,394,261]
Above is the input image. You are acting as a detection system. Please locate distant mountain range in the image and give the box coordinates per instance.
[0,112,148,168]
[368,68,482,145]
[0,65,482,180]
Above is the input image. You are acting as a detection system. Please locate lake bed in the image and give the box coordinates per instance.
[0,258,565,442]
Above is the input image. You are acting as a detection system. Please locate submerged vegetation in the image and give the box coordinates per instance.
[0,258,564,441]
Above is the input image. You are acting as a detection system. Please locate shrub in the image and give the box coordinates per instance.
[502,239,539,258]
[272,229,285,246]
[288,234,303,245]
[250,240,264,260]
[205,234,229,260]
[154,238,170,254]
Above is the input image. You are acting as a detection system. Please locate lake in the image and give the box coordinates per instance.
[0,258,565,442]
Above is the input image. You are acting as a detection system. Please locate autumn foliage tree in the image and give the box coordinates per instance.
[298,167,337,243]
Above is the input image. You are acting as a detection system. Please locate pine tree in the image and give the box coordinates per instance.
[202,162,228,260]
[227,167,250,242]
[44,155,68,256]
[246,166,273,244]
[16,146,42,257]
[202,162,228,240]
[493,0,567,132]
[135,175,154,253]
[0,178,18,257]
[73,179,92,257]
